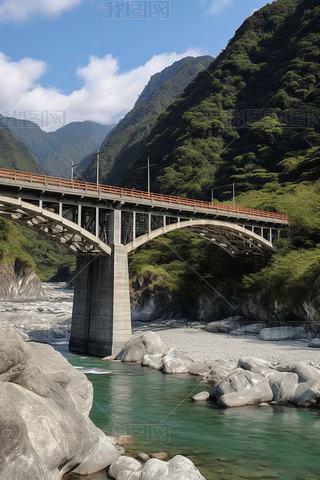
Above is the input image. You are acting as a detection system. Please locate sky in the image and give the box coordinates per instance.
[0,0,273,131]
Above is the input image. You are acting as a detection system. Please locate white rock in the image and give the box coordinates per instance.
[141,354,164,370]
[217,316,247,333]
[210,369,273,407]
[116,332,167,363]
[259,325,308,341]
[266,371,299,404]
[309,337,320,348]
[108,456,142,479]
[162,348,194,374]
[192,391,210,401]
[293,379,320,406]
[275,361,320,382]
[230,323,265,335]
[238,356,271,371]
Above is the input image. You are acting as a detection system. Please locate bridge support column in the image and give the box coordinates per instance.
[69,245,132,357]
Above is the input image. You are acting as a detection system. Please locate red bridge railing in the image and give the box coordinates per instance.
[0,168,290,221]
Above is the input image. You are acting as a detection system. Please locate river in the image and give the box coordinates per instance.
[3,283,320,479]
[57,348,320,480]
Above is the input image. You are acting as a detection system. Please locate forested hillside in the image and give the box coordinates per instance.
[0,127,43,173]
[81,56,213,185]
[0,124,76,280]
[127,0,320,306]
[0,117,114,178]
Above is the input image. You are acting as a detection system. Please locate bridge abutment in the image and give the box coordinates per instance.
[69,245,132,357]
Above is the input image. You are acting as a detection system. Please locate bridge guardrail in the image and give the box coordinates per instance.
[0,168,290,221]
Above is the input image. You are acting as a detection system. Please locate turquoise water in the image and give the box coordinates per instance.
[62,349,320,480]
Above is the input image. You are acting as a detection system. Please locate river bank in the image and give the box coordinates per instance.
[2,282,320,478]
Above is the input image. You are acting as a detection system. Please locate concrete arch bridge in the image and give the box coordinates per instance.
[0,168,289,356]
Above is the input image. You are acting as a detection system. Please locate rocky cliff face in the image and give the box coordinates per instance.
[131,282,320,331]
[0,261,45,301]
[0,316,119,480]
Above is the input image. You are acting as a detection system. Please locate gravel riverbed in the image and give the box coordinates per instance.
[133,320,320,365]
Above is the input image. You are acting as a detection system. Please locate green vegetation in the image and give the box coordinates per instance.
[0,128,43,173]
[0,218,35,269]
[0,118,113,178]
[17,226,76,281]
[122,0,320,306]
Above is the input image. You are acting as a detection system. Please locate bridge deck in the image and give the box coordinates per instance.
[0,168,289,224]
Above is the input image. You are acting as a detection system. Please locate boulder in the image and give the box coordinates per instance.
[108,455,206,480]
[309,337,320,348]
[292,379,320,407]
[108,456,142,479]
[210,368,273,407]
[206,360,238,384]
[162,348,194,374]
[274,361,320,383]
[230,323,265,335]
[216,316,247,333]
[188,362,213,377]
[0,315,120,479]
[192,391,210,401]
[266,371,299,404]
[205,321,221,333]
[141,354,164,370]
[116,332,167,363]
[259,325,308,341]
[238,356,271,371]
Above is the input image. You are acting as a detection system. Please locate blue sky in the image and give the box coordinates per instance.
[0,0,273,131]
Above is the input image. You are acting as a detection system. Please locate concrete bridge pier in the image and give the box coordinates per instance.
[69,245,132,357]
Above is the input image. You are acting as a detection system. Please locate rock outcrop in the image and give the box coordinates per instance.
[115,331,167,363]
[108,454,206,480]
[0,316,119,480]
[0,261,45,301]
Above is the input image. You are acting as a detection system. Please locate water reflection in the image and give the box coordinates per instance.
[66,355,320,480]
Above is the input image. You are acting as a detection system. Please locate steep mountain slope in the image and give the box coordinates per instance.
[81,56,214,184]
[123,0,319,198]
[0,117,114,178]
[125,0,320,307]
[0,127,43,173]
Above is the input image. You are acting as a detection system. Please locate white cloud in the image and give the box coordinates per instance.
[0,49,205,131]
[207,0,234,15]
[0,0,83,22]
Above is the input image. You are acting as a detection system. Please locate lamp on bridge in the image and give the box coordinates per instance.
[71,161,82,181]
[211,182,236,206]
[138,157,156,193]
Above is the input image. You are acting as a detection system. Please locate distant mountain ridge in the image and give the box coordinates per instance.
[0,117,115,179]
[0,127,43,174]
[80,55,214,185]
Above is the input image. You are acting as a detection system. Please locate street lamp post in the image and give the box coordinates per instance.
[71,161,82,181]
[138,157,156,193]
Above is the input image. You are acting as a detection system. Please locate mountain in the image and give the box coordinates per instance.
[125,0,320,307]
[122,0,319,198]
[81,55,214,184]
[0,117,115,178]
[0,127,43,173]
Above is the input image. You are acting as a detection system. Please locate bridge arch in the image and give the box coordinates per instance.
[0,195,111,256]
[124,219,275,256]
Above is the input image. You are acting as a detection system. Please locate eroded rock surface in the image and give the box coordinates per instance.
[116,331,167,363]
[209,368,273,407]
[0,316,119,480]
[108,455,206,480]
[0,261,45,301]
